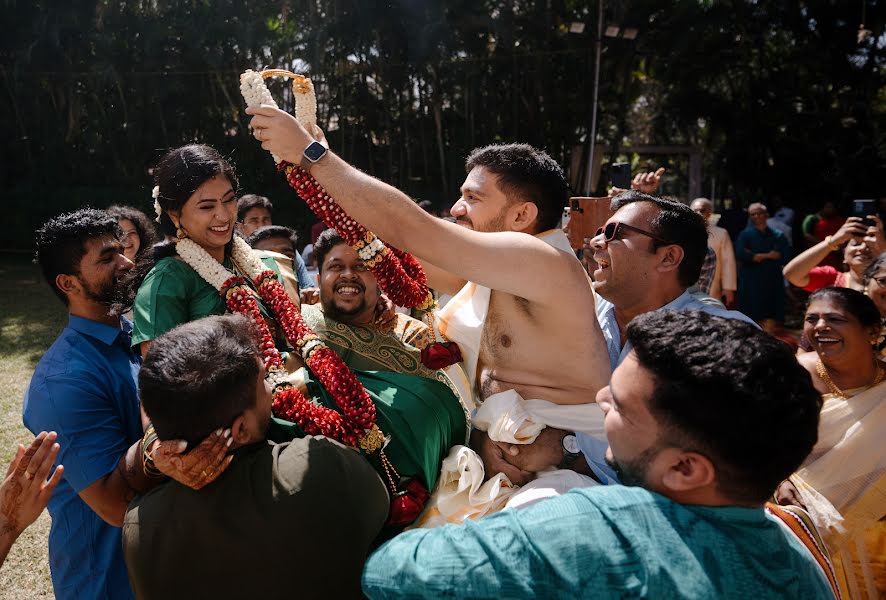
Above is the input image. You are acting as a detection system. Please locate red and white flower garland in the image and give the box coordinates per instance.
[177,236,380,449]
[283,165,436,311]
[240,68,436,313]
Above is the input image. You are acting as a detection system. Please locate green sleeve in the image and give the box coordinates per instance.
[131,252,288,348]
[131,258,223,346]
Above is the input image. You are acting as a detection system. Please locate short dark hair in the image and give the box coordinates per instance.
[626,310,821,504]
[237,194,274,222]
[313,228,346,274]
[139,315,261,447]
[807,287,881,329]
[245,225,297,252]
[106,205,159,262]
[863,252,886,286]
[611,191,708,288]
[35,208,122,305]
[153,144,238,238]
[465,143,569,232]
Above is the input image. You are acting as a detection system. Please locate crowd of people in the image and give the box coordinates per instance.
[0,104,883,599]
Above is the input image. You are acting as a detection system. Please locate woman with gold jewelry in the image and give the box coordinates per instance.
[782,287,886,598]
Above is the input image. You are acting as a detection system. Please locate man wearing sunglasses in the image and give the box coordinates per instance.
[497,191,755,481]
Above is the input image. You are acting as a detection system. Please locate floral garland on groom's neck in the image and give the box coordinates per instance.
[175,235,379,448]
[174,234,427,525]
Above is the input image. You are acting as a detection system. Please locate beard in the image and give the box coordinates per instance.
[456,208,508,233]
[78,274,119,306]
[605,444,661,487]
[321,292,369,322]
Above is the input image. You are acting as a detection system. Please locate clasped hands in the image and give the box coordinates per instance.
[470,427,570,487]
[752,251,780,263]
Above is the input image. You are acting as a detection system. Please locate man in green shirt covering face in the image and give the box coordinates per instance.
[362,311,837,599]
[122,314,389,600]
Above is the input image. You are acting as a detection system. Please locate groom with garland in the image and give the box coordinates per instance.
[247,106,615,497]
[281,227,472,495]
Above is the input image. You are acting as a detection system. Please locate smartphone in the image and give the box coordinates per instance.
[853,199,876,227]
[610,163,631,190]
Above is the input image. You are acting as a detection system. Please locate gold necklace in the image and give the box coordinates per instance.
[815,359,885,398]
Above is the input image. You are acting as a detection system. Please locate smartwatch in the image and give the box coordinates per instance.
[300,140,328,172]
[560,434,581,469]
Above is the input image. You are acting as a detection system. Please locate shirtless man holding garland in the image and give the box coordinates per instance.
[247,105,611,484]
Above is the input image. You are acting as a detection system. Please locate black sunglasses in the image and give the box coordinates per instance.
[595,221,672,246]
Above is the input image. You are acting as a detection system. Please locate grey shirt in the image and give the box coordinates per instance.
[123,436,389,599]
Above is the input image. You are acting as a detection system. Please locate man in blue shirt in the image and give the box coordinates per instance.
[23,209,153,599]
[362,311,834,599]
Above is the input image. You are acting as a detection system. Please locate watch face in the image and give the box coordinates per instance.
[304,141,327,162]
[563,434,580,455]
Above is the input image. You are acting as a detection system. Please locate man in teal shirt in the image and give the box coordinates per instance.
[362,311,834,599]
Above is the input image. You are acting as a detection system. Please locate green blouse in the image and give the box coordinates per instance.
[131,253,287,348]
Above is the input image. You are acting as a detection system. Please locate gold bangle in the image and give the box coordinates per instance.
[825,235,840,251]
[141,424,164,479]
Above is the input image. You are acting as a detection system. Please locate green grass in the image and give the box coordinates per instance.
[0,254,67,598]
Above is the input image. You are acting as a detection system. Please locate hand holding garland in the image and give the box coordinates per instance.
[246,103,589,314]
[242,73,438,314]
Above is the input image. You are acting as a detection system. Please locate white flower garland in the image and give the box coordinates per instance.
[152,186,162,222]
[239,69,278,109]
[175,238,236,291]
[230,235,269,280]
[240,70,282,163]
[239,68,318,163]
[292,76,317,130]
[176,236,269,292]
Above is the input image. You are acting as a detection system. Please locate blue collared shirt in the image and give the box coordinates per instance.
[295,252,317,289]
[23,315,141,600]
[579,291,757,482]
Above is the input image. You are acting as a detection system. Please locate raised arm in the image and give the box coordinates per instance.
[247,106,581,306]
[783,218,866,287]
[418,258,467,297]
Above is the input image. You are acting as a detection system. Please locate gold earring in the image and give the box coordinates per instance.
[171,219,188,240]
